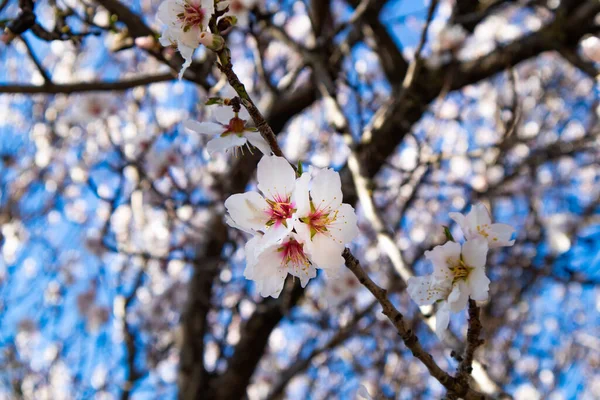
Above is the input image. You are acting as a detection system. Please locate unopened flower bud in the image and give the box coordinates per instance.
[216,0,230,12]
[135,35,157,50]
[217,16,237,35]
[199,32,225,52]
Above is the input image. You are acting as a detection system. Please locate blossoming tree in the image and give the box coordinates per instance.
[1,0,599,399]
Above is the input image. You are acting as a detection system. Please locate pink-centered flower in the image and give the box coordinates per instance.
[244,233,316,297]
[157,0,214,79]
[184,105,271,156]
[225,155,298,250]
[293,168,358,272]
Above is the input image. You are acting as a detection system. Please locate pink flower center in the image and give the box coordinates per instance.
[300,201,338,239]
[178,2,206,30]
[278,238,310,268]
[266,195,295,227]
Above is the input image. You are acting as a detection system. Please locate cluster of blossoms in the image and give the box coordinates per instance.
[225,155,359,297]
[407,204,515,339]
[157,0,258,78]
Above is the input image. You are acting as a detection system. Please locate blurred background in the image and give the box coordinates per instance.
[0,0,599,399]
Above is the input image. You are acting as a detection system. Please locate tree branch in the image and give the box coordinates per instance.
[0,73,176,94]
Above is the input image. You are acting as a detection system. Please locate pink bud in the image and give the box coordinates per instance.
[135,35,156,50]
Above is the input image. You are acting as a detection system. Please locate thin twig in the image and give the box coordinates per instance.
[342,249,487,400]
[457,300,484,382]
[20,36,51,84]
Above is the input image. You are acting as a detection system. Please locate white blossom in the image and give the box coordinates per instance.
[449,203,515,248]
[244,232,316,297]
[225,155,298,251]
[157,0,215,79]
[70,93,117,122]
[184,106,271,155]
[293,168,358,273]
[225,156,359,297]
[581,36,600,63]
[407,238,489,339]
[145,144,184,180]
[434,24,467,53]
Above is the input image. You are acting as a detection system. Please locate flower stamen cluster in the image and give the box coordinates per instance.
[178,2,206,30]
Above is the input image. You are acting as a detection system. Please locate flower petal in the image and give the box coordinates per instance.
[245,244,287,298]
[426,241,461,282]
[447,281,469,312]
[448,211,470,238]
[224,192,269,232]
[461,237,488,268]
[210,105,235,124]
[407,275,450,306]
[306,233,344,271]
[157,1,181,24]
[201,0,216,19]
[179,25,202,49]
[467,203,492,231]
[468,267,490,301]
[292,172,311,218]
[310,168,343,212]
[238,106,250,121]
[287,236,316,288]
[488,223,515,248]
[260,222,293,250]
[257,155,296,201]
[326,203,359,246]
[435,305,451,340]
[184,120,225,136]
[225,215,256,235]
[245,130,273,155]
[177,43,195,80]
[206,135,247,154]
[243,234,262,272]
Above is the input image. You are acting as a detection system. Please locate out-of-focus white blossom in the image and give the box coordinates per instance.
[185,105,271,155]
[581,36,600,63]
[222,0,258,27]
[433,24,467,53]
[70,93,118,122]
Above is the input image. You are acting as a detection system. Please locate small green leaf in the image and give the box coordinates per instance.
[443,226,455,242]
[297,160,303,175]
[205,97,224,106]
